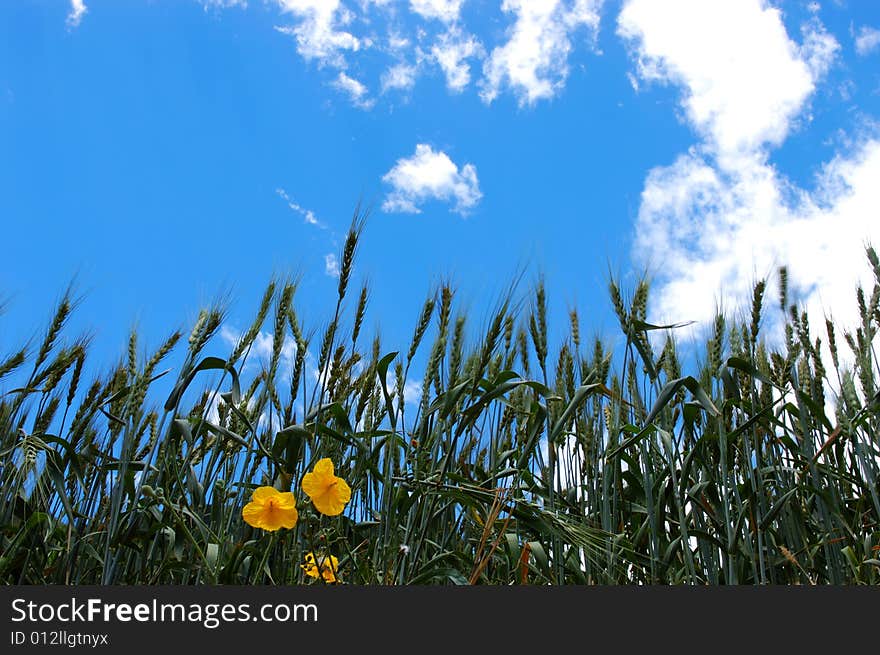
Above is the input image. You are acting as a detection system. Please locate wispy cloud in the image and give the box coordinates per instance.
[66,0,87,29]
[137,0,607,108]
[331,71,375,108]
[381,62,418,93]
[401,378,422,409]
[220,326,298,371]
[274,0,361,68]
[199,0,249,9]
[384,370,424,411]
[409,0,463,24]
[480,0,602,106]
[432,27,484,92]
[854,25,880,57]
[276,188,324,227]
[324,253,341,278]
[382,144,481,215]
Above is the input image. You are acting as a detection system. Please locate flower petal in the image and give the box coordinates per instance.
[313,458,335,477]
[302,553,339,582]
[242,501,267,529]
[301,553,318,578]
[280,505,299,529]
[301,471,329,500]
[302,460,351,516]
[335,477,352,505]
[274,492,297,509]
[252,486,280,503]
[312,487,346,516]
[319,555,339,582]
[260,504,298,531]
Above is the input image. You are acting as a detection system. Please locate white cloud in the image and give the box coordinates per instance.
[431,28,484,92]
[276,188,323,226]
[66,0,87,29]
[359,0,393,10]
[324,253,341,278]
[385,370,423,410]
[199,0,248,9]
[618,0,836,158]
[381,62,418,93]
[480,0,602,106]
[221,326,298,371]
[410,0,463,24]
[220,325,240,351]
[636,139,880,334]
[387,32,412,53]
[619,0,880,341]
[854,25,880,56]
[402,379,423,408]
[382,144,481,215]
[187,0,605,107]
[800,18,839,79]
[330,71,375,108]
[274,0,361,68]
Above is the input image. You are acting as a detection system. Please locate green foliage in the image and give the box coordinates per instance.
[1,224,879,585]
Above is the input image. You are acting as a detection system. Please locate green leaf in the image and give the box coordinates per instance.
[376,351,399,425]
[527,540,550,578]
[759,488,799,531]
[645,376,720,427]
[631,319,696,332]
[549,383,607,444]
[164,357,240,412]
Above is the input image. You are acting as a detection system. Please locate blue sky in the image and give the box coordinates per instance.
[1,0,880,379]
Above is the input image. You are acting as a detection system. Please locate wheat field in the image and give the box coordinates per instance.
[2,217,879,585]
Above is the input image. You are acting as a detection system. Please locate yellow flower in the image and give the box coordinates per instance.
[301,458,351,516]
[241,486,298,531]
[301,552,340,583]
